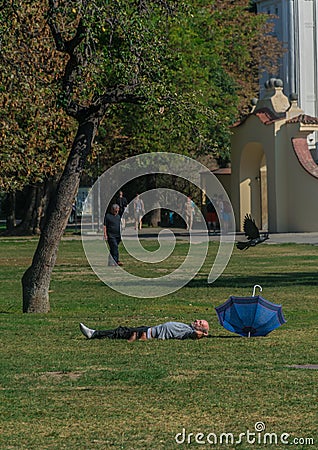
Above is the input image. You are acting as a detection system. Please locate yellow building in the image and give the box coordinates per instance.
[231,79,318,232]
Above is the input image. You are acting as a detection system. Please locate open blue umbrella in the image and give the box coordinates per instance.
[215,285,286,337]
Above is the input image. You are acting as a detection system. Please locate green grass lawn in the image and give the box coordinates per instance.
[0,237,317,449]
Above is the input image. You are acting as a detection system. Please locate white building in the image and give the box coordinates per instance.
[254,0,318,159]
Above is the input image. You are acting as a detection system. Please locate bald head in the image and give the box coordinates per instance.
[192,319,209,335]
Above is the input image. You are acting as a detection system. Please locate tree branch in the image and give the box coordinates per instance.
[47,0,66,52]
[47,2,91,119]
[46,2,146,122]
[97,87,147,107]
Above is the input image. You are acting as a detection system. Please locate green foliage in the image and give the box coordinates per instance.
[47,0,182,103]
[0,0,282,192]
[88,0,282,168]
[46,0,281,166]
[0,1,74,192]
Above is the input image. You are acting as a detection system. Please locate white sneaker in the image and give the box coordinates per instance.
[79,323,95,339]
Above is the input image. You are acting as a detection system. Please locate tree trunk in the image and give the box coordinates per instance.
[34,180,55,234]
[22,116,100,313]
[16,185,38,235]
[150,208,161,227]
[5,192,16,231]
[14,181,55,235]
[147,173,161,227]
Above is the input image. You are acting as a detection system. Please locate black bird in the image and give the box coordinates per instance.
[236,214,269,250]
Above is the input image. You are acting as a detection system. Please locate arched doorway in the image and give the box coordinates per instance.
[239,143,268,230]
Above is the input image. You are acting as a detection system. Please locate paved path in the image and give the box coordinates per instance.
[33,226,317,245]
[264,232,318,245]
[119,227,318,245]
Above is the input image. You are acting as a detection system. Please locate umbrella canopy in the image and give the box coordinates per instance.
[215,293,286,337]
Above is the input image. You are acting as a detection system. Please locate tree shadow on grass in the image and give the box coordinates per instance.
[188,271,318,289]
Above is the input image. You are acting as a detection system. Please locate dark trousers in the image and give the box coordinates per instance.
[108,235,121,264]
[92,326,149,340]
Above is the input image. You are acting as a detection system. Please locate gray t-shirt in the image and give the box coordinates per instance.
[151,322,195,340]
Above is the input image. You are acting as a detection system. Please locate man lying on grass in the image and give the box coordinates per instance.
[79,319,210,342]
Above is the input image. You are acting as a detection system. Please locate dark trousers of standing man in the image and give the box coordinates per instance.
[108,235,121,265]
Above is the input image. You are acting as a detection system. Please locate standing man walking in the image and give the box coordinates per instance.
[103,204,123,266]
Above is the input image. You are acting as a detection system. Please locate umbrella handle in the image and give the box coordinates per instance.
[252,284,262,296]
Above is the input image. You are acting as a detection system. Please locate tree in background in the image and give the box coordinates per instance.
[0,1,75,233]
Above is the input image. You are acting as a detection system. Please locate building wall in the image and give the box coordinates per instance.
[231,113,318,233]
[255,0,318,119]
